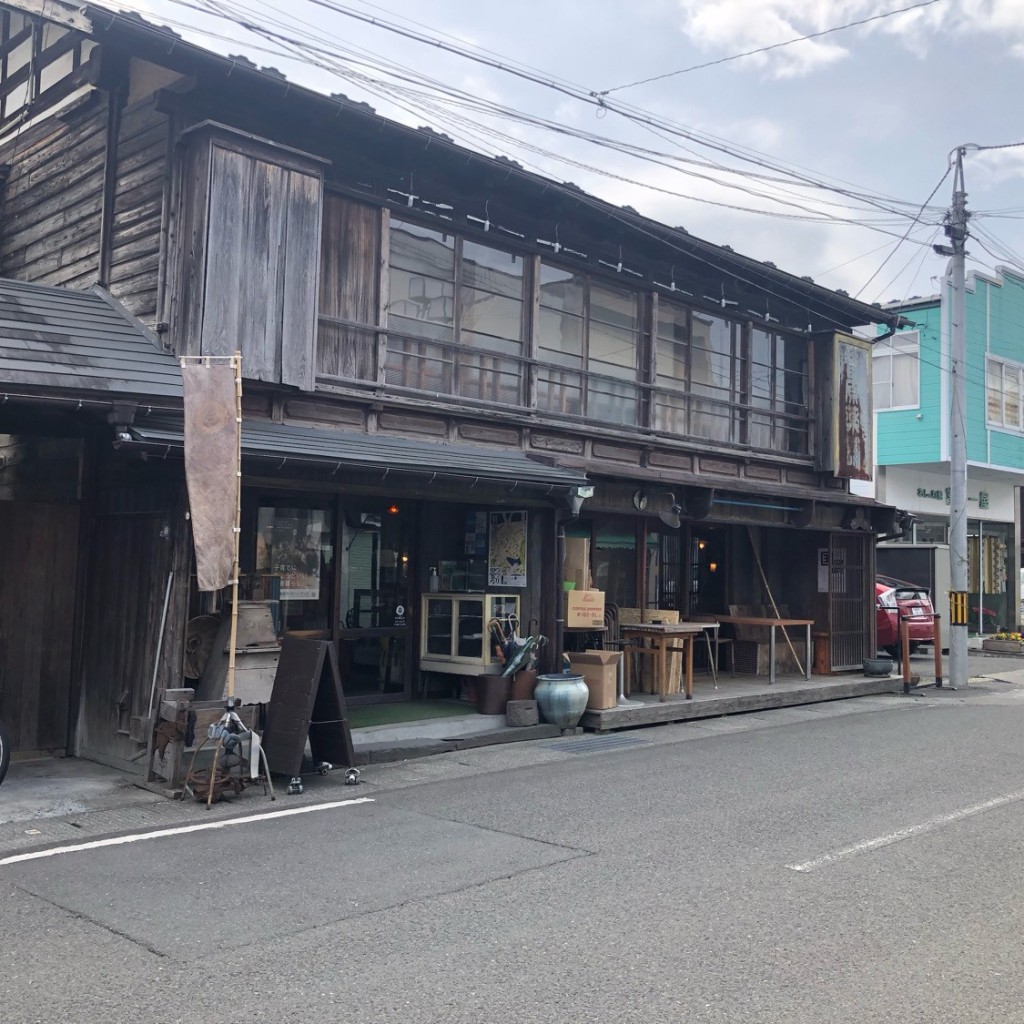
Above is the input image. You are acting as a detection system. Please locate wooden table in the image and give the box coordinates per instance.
[715,616,815,684]
[620,622,707,701]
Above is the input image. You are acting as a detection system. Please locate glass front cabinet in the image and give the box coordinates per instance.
[419,593,520,675]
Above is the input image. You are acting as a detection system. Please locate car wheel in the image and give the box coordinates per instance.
[884,645,900,660]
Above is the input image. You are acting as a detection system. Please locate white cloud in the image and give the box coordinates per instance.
[674,0,1024,77]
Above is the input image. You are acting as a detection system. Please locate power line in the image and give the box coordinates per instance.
[855,166,952,299]
[161,0,941,237]
[602,0,945,95]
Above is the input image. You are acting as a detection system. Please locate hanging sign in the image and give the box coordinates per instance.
[488,511,528,588]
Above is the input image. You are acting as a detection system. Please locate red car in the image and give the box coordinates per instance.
[876,577,935,657]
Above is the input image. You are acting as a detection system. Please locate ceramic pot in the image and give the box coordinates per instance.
[534,673,589,731]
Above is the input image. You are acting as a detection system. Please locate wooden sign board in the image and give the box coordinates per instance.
[262,638,355,777]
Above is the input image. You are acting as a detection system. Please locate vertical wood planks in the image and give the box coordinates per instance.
[199,142,323,389]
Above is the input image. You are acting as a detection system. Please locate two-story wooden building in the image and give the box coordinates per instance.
[0,0,906,769]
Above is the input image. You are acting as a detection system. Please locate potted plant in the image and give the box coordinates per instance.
[981,631,1024,654]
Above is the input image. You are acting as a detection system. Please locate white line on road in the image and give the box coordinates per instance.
[786,788,1024,873]
[0,797,375,867]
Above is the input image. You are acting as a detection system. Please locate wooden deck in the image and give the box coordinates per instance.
[580,672,902,732]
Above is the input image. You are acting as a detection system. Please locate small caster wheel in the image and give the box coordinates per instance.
[318,762,332,777]
[287,777,304,795]
[345,767,361,786]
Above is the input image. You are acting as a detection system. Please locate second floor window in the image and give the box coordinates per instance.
[386,220,526,405]
[537,265,640,424]
[987,357,1023,432]
[873,332,919,411]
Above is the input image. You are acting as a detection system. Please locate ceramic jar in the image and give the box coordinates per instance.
[534,673,589,731]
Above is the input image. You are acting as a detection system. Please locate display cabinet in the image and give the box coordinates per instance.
[419,593,520,675]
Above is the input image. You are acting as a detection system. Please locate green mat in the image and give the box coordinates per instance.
[347,700,471,730]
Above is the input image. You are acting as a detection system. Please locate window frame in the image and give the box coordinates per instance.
[872,331,920,412]
[986,355,1024,433]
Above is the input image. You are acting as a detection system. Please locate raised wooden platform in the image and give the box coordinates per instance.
[580,673,902,732]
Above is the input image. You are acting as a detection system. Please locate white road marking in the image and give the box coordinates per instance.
[0,797,375,867]
[786,788,1024,873]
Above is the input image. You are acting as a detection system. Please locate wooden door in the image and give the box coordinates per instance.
[0,502,79,753]
[829,533,869,670]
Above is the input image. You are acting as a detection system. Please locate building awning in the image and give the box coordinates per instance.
[126,416,590,492]
[0,278,182,399]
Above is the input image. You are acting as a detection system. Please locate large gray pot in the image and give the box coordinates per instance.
[534,673,589,731]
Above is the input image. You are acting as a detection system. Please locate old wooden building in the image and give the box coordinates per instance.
[0,0,906,769]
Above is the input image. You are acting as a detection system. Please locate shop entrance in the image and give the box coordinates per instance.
[338,501,415,702]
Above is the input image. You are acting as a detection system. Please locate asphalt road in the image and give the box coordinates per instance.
[5,671,1024,1023]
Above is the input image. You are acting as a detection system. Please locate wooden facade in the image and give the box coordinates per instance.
[0,0,904,765]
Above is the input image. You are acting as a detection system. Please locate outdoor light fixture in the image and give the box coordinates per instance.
[387,504,400,515]
[709,562,718,573]
[567,483,595,518]
[658,492,685,530]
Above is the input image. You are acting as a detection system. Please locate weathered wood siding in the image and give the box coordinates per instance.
[108,99,169,327]
[317,193,380,381]
[0,97,108,289]
[0,501,79,753]
[76,473,189,768]
[199,143,322,389]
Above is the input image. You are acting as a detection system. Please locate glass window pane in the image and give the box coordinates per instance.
[691,313,733,399]
[462,241,523,297]
[873,352,892,384]
[892,352,919,407]
[657,300,688,344]
[538,307,583,368]
[537,368,583,416]
[588,320,637,373]
[388,268,454,340]
[593,519,637,607]
[590,281,639,331]
[874,379,891,411]
[384,337,453,392]
[986,362,1003,424]
[1004,367,1020,428]
[655,392,687,434]
[588,378,638,425]
[458,351,523,406]
[656,299,688,389]
[539,263,585,316]
[691,398,733,442]
[390,219,455,276]
[460,289,522,342]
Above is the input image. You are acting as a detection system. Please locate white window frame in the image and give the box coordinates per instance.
[986,356,1024,433]
[872,330,920,411]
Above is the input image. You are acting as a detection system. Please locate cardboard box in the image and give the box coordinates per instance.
[570,649,621,710]
[565,589,605,629]
[564,537,592,591]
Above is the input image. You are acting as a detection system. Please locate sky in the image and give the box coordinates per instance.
[100,0,1024,308]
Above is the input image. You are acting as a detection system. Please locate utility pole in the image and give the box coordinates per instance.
[941,147,970,688]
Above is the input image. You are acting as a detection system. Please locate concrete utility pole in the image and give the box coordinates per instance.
[943,147,970,689]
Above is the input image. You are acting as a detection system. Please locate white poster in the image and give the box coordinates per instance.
[488,511,528,588]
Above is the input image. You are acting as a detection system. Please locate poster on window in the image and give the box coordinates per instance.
[488,511,527,588]
[262,508,324,600]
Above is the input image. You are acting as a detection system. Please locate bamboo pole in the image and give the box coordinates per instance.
[746,526,804,676]
[225,350,243,702]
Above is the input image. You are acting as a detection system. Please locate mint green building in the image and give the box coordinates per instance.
[870,267,1024,632]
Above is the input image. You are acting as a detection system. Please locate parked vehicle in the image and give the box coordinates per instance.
[876,576,936,658]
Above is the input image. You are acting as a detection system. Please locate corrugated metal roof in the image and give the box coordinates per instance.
[0,278,182,398]
[129,416,589,489]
